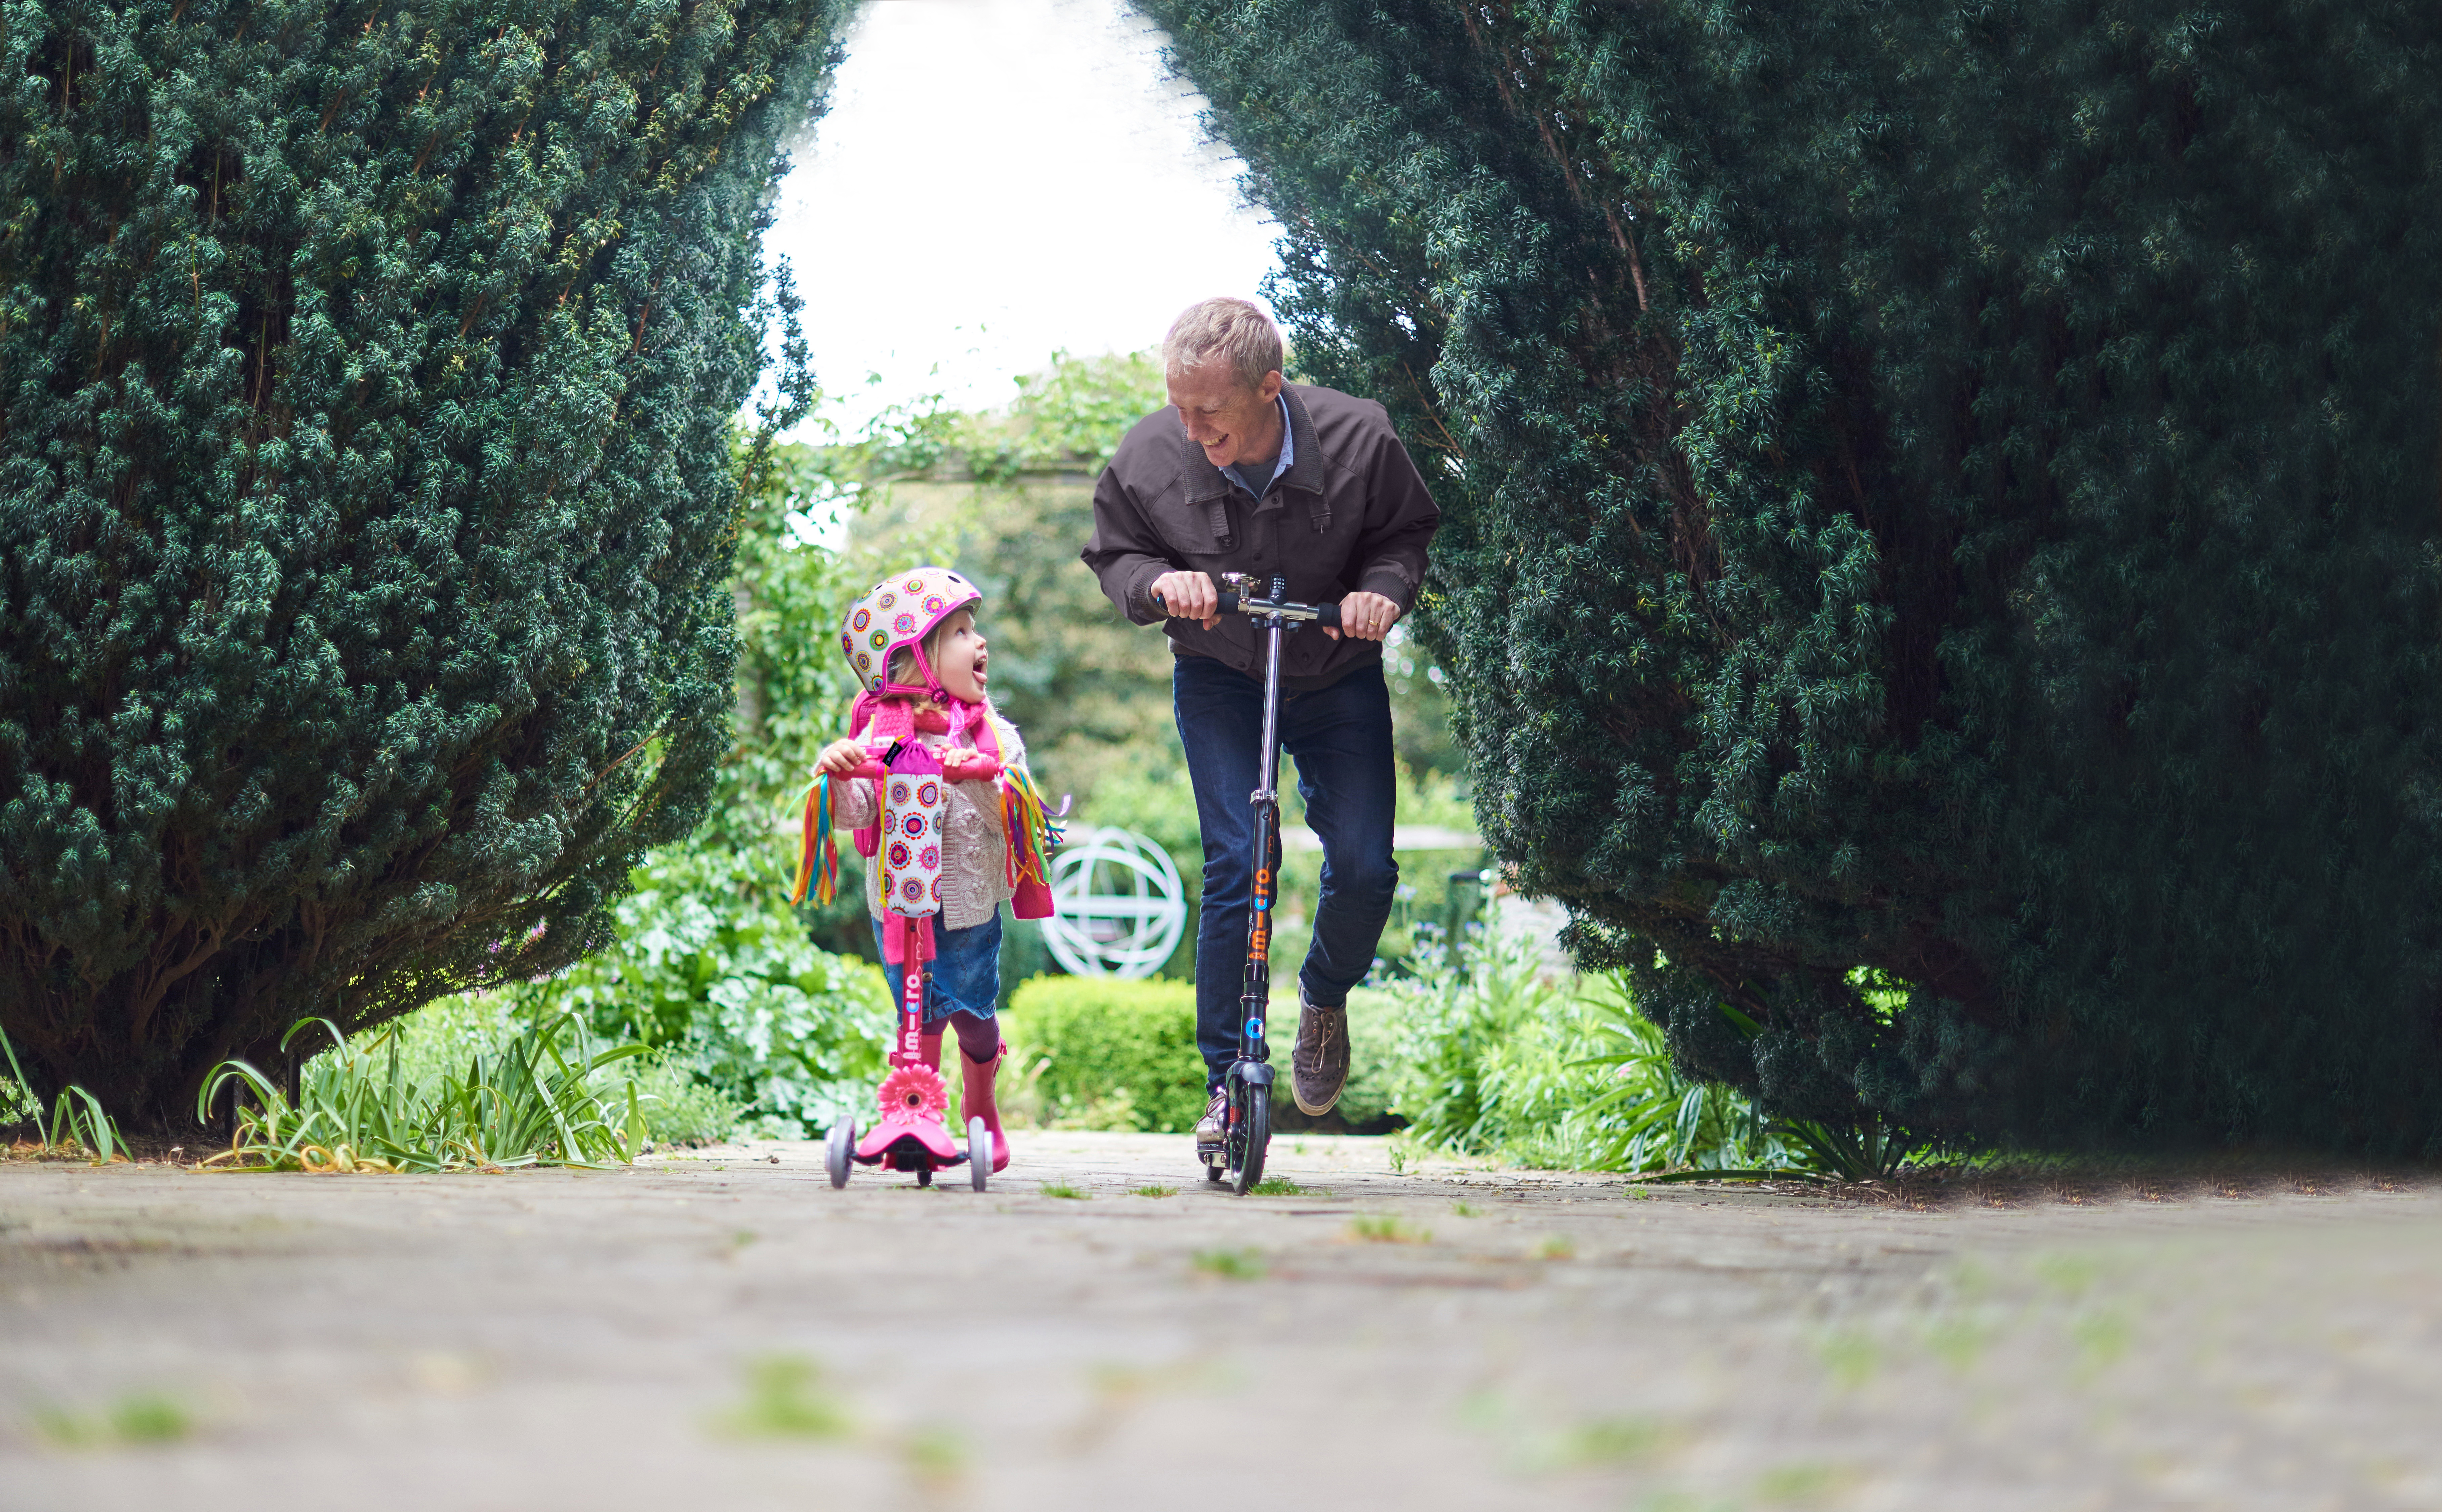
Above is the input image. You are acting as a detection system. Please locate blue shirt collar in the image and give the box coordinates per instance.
[1220,391,1295,501]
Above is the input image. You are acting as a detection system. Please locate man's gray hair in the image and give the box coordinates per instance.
[1163,297,1285,392]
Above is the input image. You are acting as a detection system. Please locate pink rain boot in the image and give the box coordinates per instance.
[960,1041,1011,1173]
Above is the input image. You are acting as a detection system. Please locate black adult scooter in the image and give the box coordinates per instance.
[1157,572,1341,1193]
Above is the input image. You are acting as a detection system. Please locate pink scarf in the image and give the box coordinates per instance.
[845,692,1004,864]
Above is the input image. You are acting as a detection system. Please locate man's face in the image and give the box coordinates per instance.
[1168,365,1285,469]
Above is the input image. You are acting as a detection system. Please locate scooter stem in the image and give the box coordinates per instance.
[1253,611,1285,805]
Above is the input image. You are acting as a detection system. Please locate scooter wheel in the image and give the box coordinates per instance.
[1230,1083,1271,1195]
[917,1165,933,1187]
[968,1116,990,1191]
[826,1118,855,1189]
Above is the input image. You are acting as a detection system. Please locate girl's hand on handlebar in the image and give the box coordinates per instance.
[1324,590,1401,642]
[813,738,868,778]
[1149,570,1221,630]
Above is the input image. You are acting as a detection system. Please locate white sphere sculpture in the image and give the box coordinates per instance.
[1041,827,1188,979]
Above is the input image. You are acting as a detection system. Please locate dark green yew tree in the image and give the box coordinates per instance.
[0,0,850,1126]
[1144,0,2442,1150]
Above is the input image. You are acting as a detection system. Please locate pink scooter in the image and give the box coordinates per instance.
[826,911,990,1190]
[804,743,999,1192]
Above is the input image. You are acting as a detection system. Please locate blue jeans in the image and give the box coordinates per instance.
[873,910,1003,1027]
[1173,656,1398,1089]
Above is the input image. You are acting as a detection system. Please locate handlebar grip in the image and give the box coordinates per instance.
[1313,602,1340,628]
[1152,587,1234,620]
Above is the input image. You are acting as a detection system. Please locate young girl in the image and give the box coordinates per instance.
[796,566,1055,1172]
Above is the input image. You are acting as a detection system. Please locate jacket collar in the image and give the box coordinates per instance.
[1177,386,1329,546]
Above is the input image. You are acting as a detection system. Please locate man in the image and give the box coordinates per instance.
[1081,296,1439,1155]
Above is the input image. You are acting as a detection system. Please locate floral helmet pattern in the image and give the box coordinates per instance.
[838,566,982,700]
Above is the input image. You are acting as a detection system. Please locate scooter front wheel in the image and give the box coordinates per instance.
[968,1116,990,1192]
[1229,1083,1271,1195]
[826,1118,856,1189]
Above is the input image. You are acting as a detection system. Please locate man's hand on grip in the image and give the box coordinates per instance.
[1150,570,1221,630]
[1325,590,1401,642]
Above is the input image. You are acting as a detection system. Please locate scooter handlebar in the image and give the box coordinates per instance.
[1156,587,1341,627]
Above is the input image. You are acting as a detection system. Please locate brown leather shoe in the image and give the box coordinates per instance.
[1290,989,1349,1116]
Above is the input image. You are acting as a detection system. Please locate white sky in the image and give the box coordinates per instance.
[762,0,1283,435]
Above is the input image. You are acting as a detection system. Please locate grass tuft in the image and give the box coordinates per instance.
[1533,1233,1577,1260]
[1129,1184,1178,1198]
[1346,1213,1431,1244]
[1248,1177,1317,1196]
[1815,1330,1878,1390]
[903,1426,966,1484]
[1452,1200,1484,1217]
[1191,1247,1266,1280]
[1756,1462,1863,1504]
[194,1012,648,1174]
[32,1393,193,1449]
[1038,1181,1091,1200]
[1558,1416,1669,1466]
[715,1354,852,1440]
[0,1022,125,1165]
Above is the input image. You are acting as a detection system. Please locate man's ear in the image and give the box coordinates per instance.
[1258,371,1285,404]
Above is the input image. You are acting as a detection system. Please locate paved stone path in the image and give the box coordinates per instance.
[4,1132,2438,1510]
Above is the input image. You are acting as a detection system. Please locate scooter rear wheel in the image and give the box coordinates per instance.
[968,1116,990,1192]
[1229,1083,1271,1195]
[826,1118,856,1189]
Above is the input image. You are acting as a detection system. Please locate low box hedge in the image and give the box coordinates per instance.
[999,975,1406,1134]
[1001,977,1207,1134]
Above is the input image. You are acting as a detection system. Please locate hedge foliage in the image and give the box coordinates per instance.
[0,0,852,1125]
[1004,975,1206,1134]
[1144,0,2442,1150]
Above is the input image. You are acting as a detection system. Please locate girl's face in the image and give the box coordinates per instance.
[930,609,987,702]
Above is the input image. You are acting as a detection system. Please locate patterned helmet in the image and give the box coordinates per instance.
[838,565,983,698]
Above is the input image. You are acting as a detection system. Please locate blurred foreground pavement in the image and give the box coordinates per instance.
[3,1132,2437,1510]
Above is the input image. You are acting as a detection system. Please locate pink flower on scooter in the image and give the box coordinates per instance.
[877,1065,948,1121]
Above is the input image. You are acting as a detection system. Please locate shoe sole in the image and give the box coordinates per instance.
[1291,1080,1345,1118]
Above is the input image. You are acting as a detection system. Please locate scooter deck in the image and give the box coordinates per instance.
[854,1132,970,1169]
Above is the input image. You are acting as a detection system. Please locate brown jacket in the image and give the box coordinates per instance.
[1081,383,1440,690]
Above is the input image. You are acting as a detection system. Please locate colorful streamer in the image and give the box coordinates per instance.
[1000,760,1063,888]
[790,772,842,908]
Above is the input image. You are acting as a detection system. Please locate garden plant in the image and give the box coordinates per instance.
[1146,0,2442,1153]
[0,0,857,1126]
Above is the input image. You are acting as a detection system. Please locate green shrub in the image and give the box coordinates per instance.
[1002,977,1206,1134]
[1332,985,1403,1131]
[624,1052,748,1147]
[328,990,746,1149]
[493,841,892,1139]
[1149,0,2442,1153]
[0,0,856,1129]
[1379,928,1783,1173]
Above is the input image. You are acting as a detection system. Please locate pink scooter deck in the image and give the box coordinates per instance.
[853,1064,966,1166]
